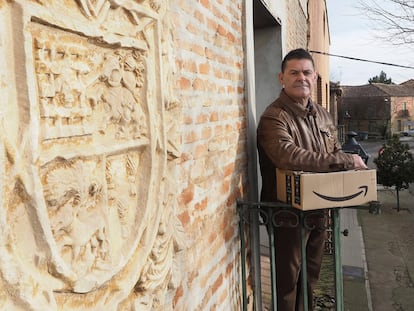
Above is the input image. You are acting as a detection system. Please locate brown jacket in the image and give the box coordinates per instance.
[257,90,355,202]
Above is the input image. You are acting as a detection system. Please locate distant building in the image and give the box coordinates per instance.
[337,82,414,138]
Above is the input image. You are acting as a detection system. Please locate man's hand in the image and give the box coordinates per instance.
[352,154,368,169]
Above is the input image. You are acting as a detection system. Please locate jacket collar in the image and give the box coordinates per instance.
[279,90,317,118]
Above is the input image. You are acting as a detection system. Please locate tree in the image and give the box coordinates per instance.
[374,135,414,211]
[368,70,393,84]
[357,0,414,46]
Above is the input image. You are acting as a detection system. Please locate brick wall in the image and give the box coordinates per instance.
[286,0,307,51]
[308,0,331,111]
[168,0,248,309]
[391,96,414,132]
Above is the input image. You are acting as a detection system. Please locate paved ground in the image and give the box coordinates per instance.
[358,187,414,311]
[342,137,414,311]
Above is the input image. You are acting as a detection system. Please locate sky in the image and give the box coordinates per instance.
[326,1,414,86]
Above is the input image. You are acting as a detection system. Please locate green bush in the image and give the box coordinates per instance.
[374,135,414,211]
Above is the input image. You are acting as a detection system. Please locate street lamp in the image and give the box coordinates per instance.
[344,110,351,132]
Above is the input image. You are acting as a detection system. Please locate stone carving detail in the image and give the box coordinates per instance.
[42,157,110,279]
[134,195,186,310]
[77,0,162,19]
[34,26,148,143]
[0,0,185,309]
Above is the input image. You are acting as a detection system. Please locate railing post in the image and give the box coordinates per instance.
[237,202,248,311]
[238,202,345,311]
[300,212,309,311]
[251,207,263,310]
[267,208,277,311]
[333,208,344,311]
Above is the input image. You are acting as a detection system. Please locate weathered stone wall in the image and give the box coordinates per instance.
[0,0,247,310]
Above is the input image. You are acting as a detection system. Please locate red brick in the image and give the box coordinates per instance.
[213,68,223,79]
[207,81,217,92]
[194,10,205,23]
[186,22,199,35]
[225,260,234,277]
[226,187,242,207]
[201,126,212,139]
[200,0,210,9]
[194,143,208,159]
[207,18,217,31]
[179,77,192,89]
[183,114,193,125]
[211,274,223,295]
[182,59,197,72]
[214,124,223,135]
[199,62,210,74]
[209,111,219,122]
[224,225,235,242]
[217,24,227,36]
[218,288,227,304]
[205,47,215,60]
[193,78,206,91]
[227,31,235,42]
[221,14,230,26]
[184,130,198,143]
[223,163,234,177]
[191,44,205,56]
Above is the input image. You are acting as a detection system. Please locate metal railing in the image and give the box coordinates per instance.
[237,201,344,311]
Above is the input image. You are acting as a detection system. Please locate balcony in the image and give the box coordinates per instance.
[237,200,381,311]
[396,109,410,118]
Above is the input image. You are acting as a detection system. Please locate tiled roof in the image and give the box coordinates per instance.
[340,82,414,97]
[400,79,414,87]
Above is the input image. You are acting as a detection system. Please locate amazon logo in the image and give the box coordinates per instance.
[312,185,368,202]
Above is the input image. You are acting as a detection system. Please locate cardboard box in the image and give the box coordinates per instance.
[276,169,377,210]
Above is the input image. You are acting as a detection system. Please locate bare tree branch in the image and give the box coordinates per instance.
[357,0,414,45]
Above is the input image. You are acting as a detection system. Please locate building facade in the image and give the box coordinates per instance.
[338,82,414,138]
[308,0,330,111]
[0,1,329,309]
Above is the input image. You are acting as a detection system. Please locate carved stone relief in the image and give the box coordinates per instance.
[0,0,184,310]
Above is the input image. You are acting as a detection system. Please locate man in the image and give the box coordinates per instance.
[257,48,367,311]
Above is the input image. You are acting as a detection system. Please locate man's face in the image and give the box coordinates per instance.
[278,58,317,105]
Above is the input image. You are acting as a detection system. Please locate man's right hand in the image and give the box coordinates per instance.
[352,154,368,169]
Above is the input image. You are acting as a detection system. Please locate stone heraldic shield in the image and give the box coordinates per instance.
[0,1,179,310]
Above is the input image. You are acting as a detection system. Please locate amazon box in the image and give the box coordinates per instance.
[276,169,377,210]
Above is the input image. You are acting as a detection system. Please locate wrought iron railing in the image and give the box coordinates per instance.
[237,201,344,311]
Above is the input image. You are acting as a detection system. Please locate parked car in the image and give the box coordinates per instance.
[401,129,414,137]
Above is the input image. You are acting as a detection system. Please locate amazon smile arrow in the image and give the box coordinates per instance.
[312,186,368,202]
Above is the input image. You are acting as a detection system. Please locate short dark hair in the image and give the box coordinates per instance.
[281,48,314,72]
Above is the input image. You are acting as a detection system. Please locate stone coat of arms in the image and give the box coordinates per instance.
[0,1,184,310]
